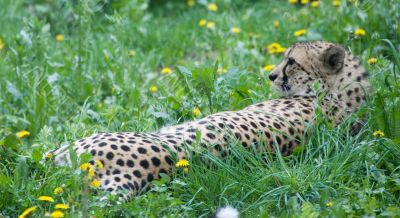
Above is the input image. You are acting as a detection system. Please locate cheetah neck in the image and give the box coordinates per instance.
[325,53,370,119]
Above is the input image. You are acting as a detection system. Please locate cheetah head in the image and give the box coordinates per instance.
[269,41,347,96]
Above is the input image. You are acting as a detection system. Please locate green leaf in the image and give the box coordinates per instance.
[32,147,42,163]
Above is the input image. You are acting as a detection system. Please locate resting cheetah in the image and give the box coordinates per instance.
[51,41,370,198]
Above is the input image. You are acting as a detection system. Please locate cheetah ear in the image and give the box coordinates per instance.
[321,45,345,74]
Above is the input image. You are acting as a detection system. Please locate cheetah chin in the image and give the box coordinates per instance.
[49,41,370,201]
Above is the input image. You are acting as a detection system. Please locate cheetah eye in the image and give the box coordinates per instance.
[287,57,296,65]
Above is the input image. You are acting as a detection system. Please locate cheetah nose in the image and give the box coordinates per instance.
[269,73,278,81]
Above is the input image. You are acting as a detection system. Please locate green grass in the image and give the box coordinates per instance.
[1,0,399,217]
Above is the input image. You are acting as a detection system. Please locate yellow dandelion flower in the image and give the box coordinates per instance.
[0,38,4,50]
[38,196,54,202]
[333,0,341,6]
[175,159,189,168]
[300,0,309,4]
[53,187,64,195]
[50,210,65,218]
[355,28,366,37]
[95,160,104,170]
[373,130,384,137]
[288,0,298,4]
[16,130,30,139]
[217,67,227,73]
[230,27,241,34]
[45,153,54,160]
[192,107,201,117]
[90,179,101,188]
[206,21,215,29]
[80,163,91,171]
[207,3,218,12]
[199,19,207,27]
[149,85,158,93]
[367,58,378,65]
[88,167,95,178]
[263,65,276,71]
[326,201,333,207]
[55,204,69,210]
[294,29,307,37]
[19,206,37,218]
[187,0,195,7]
[161,67,172,75]
[311,1,319,7]
[273,20,280,28]
[55,34,65,42]
[128,50,136,57]
[267,42,286,54]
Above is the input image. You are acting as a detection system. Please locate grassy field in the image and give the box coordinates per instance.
[1,0,400,217]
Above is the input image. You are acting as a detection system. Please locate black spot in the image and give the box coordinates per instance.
[107,188,113,192]
[276,136,282,145]
[90,149,97,156]
[140,160,149,169]
[302,109,310,114]
[116,159,125,166]
[138,147,147,154]
[106,152,114,160]
[206,132,216,139]
[131,153,138,159]
[112,169,121,175]
[99,142,107,147]
[109,138,117,142]
[250,122,258,129]
[241,142,248,147]
[218,123,225,128]
[127,160,135,168]
[159,168,167,174]
[151,157,161,167]
[240,124,249,131]
[124,174,132,180]
[128,182,135,190]
[141,180,147,188]
[147,173,154,182]
[167,139,177,144]
[264,131,271,139]
[273,122,281,129]
[110,144,118,150]
[151,145,160,152]
[121,145,130,151]
[288,127,295,135]
[234,132,242,140]
[165,156,174,165]
[115,177,121,182]
[133,170,142,178]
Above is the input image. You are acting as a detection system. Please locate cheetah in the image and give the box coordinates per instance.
[51,41,370,198]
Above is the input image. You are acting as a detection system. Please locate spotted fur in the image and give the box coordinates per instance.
[50,41,370,198]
